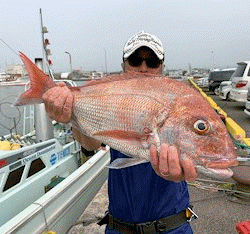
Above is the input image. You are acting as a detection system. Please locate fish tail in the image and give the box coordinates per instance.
[13,52,56,106]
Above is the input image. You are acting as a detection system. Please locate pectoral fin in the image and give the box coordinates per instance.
[72,127,101,151]
[107,158,149,169]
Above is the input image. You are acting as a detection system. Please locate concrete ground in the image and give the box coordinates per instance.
[189,179,250,234]
[67,181,108,234]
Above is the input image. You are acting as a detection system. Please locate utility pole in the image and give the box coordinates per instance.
[65,51,73,73]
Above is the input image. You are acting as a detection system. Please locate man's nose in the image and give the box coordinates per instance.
[138,61,148,73]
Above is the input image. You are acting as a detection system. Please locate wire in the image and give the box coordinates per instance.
[0,100,21,134]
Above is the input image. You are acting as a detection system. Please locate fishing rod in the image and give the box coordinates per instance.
[0,38,19,57]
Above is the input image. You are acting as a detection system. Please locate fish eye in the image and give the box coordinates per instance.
[194,120,209,134]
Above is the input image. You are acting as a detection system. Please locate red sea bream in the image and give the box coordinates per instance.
[14,52,238,179]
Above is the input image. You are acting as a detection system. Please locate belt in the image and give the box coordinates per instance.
[98,207,198,234]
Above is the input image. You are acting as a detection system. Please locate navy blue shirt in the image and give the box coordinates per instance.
[105,149,193,234]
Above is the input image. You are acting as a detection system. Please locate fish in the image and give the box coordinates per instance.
[14,52,238,179]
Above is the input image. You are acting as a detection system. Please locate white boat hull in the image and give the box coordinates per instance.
[0,148,110,234]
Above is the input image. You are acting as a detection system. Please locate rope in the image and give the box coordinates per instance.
[189,178,250,206]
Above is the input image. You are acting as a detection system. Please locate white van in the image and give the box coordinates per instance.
[230,61,250,103]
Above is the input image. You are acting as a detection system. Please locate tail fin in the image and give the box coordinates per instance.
[13,52,56,106]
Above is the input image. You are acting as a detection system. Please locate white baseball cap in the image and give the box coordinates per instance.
[123,31,164,61]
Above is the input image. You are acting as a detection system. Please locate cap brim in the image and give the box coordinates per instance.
[123,43,164,61]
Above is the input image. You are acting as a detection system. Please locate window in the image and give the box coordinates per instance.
[232,64,247,77]
[221,71,235,81]
[209,70,235,82]
[3,166,25,191]
[27,158,46,177]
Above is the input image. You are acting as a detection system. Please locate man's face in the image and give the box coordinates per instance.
[123,47,164,75]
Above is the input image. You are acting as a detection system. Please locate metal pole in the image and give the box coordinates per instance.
[65,51,73,73]
[211,51,214,71]
[37,10,54,142]
[40,9,46,72]
[40,8,55,80]
[35,58,54,142]
[104,48,108,74]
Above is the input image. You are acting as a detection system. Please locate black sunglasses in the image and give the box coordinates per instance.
[127,53,162,69]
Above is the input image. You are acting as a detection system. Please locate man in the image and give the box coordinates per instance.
[43,31,197,233]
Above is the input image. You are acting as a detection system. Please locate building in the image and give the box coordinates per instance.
[5,64,27,77]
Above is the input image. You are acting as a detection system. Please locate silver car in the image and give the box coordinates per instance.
[219,80,232,100]
[196,76,209,88]
[244,86,250,116]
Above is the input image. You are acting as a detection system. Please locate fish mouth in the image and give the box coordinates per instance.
[198,154,238,169]
[204,159,238,169]
[195,156,238,179]
[195,166,234,179]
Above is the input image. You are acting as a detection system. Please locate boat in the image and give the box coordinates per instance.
[0,97,110,233]
[0,9,110,234]
[0,135,110,233]
[0,76,29,87]
[0,72,8,82]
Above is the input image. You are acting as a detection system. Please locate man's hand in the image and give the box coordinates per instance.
[149,143,197,182]
[42,82,74,123]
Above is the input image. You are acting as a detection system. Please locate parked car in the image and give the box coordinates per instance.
[244,85,250,116]
[208,68,236,95]
[196,76,209,88]
[230,61,250,103]
[219,80,232,100]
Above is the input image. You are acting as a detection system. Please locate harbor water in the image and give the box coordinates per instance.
[0,80,85,137]
[0,85,26,136]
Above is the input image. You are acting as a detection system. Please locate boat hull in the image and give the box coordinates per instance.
[0,147,110,234]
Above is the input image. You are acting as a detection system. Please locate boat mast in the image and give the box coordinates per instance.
[35,9,54,142]
[40,8,54,80]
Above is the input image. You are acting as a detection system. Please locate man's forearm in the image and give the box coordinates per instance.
[72,127,101,151]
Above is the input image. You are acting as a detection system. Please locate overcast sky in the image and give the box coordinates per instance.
[1,0,250,73]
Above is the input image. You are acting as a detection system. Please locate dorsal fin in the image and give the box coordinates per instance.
[78,72,167,88]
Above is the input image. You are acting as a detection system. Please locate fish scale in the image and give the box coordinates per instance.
[73,93,164,159]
